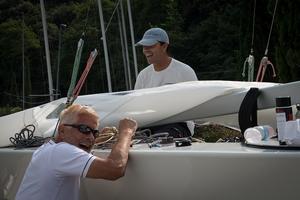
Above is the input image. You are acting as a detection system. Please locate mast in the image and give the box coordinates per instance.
[97,0,112,92]
[126,0,138,79]
[22,13,25,110]
[40,0,54,101]
[56,24,67,99]
[120,0,132,89]
[117,8,129,90]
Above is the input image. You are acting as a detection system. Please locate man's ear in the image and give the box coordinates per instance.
[56,124,65,141]
[58,124,64,134]
[162,43,168,52]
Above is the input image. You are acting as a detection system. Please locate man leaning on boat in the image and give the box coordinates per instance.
[16,104,137,200]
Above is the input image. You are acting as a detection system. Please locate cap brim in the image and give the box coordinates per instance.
[135,39,158,46]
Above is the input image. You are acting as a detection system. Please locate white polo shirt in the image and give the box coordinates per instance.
[16,140,95,200]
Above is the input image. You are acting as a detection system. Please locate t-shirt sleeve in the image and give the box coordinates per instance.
[53,143,96,177]
[184,66,198,81]
[134,71,145,89]
[180,65,198,82]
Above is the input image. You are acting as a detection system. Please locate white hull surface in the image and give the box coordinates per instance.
[1,143,300,200]
[1,80,300,199]
[1,80,290,147]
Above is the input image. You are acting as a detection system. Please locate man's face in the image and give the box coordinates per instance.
[142,43,167,65]
[61,113,98,152]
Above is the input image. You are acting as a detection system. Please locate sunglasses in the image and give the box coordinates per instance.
[64,124,99,137]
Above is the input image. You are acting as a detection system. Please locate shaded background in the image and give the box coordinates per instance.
[0,0,299,114]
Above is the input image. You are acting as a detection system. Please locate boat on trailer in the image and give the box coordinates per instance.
[1,80,300,200]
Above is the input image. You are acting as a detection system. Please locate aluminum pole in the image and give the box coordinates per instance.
[117,8,129,90]
[56,24,67,99]
[40,0,54,101]
[126,0,138,78]
[120,0,132,89]
[22,13,25,110]
[97,0,112,92]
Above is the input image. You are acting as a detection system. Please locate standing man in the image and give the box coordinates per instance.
[16,104,137,200]
[135,27,198,136]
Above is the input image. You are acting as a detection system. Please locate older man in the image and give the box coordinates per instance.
[16,104,137,200]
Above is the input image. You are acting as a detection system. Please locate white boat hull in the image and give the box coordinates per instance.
[0,80,289,147]
[1,143,300,200]
[1,80,300,199]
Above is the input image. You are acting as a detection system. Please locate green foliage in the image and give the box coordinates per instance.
[275,1,300,82]
[194,123,241,142]
[0,0,299,111]
[0,106,22,117]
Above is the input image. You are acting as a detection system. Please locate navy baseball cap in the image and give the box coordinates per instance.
[136,28,169,46]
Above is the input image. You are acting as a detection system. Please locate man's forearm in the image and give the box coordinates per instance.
[108,131,133,168]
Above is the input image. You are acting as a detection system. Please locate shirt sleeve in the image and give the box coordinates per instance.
[134,71,146,89]
[52,143,96,177]
[134,74,142,89]
[183,66,198,81]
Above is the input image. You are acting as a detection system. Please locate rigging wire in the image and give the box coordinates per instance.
[242,0,256,82]
[52,0,97,138]
[52,49,98,138]
[250,0,256,51]
[66,0,94,104]
[9,0,98,147]
[104,0,122,34]
[82,0,92,36]
[264,0,278,56]
[256,0,278,82]
[52,50,98,137]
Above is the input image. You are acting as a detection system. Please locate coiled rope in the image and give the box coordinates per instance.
[9,125,49,148]
[94,128,192,149]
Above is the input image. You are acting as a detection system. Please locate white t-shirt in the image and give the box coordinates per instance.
[134,58,198,89]
[16,140,95,200]
[134,58,198,135]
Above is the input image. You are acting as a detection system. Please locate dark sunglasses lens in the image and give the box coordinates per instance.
[78,125,98,136]
[78,125,91,133]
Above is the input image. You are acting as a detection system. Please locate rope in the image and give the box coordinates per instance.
[9,125,49,149]
[13,1,96,143]
[94,128,192,149]
[255,0,278,82]
[264,0,279,56]
[255,56,276,82]
[94,129,151,149]
[250,0,256,49]
[104,0,121,34]
[242,54,255,81]
[82,0,92,36]
[242,0,256,82]
[66,0,93,103]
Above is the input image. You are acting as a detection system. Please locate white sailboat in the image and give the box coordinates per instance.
[2,0,300,199]
[1,80,300,200]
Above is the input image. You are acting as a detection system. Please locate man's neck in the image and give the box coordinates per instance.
[153,56,172,71]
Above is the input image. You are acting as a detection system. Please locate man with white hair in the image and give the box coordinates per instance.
[16,104,137,200]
